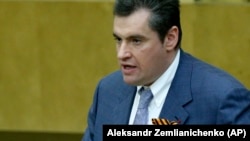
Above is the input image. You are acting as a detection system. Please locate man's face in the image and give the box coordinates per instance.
[113,9,171,86]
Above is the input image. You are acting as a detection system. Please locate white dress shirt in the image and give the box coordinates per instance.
[129,49,180,124]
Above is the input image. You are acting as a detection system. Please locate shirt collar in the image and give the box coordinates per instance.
[137,49,180,106]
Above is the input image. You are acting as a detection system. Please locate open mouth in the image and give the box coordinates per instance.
[121,64,136,74]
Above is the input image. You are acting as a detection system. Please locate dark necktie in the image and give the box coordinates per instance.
[133,87,153,124]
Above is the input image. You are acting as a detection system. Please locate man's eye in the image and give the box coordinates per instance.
[114,37,121,43]
[132,39,141,44]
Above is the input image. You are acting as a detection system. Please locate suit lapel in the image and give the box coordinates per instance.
[112,84,137,124]
[159,50,193,124]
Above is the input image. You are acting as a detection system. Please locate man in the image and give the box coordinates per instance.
[82,0,250,141]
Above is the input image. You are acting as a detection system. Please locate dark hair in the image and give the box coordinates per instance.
[113,0,182,47]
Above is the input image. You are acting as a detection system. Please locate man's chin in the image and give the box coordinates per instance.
[122,77,141,86]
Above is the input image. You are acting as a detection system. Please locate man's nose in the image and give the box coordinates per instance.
[117,43,131,59]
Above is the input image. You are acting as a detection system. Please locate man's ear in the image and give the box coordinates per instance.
[164,26,179,52]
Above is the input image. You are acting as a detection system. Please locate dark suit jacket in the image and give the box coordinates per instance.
[82,49,250,141]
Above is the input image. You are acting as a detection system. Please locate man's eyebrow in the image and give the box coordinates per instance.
[128,35,145,39]
[113,33,145,39]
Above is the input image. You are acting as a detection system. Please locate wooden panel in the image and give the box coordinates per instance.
[0,1,116,132]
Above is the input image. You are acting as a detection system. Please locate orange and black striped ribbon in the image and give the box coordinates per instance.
[152,118,179,125]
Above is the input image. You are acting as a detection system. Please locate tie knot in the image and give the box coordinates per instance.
[138,87,153,109]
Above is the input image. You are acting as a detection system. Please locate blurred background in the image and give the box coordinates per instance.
[0,0,249,140]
